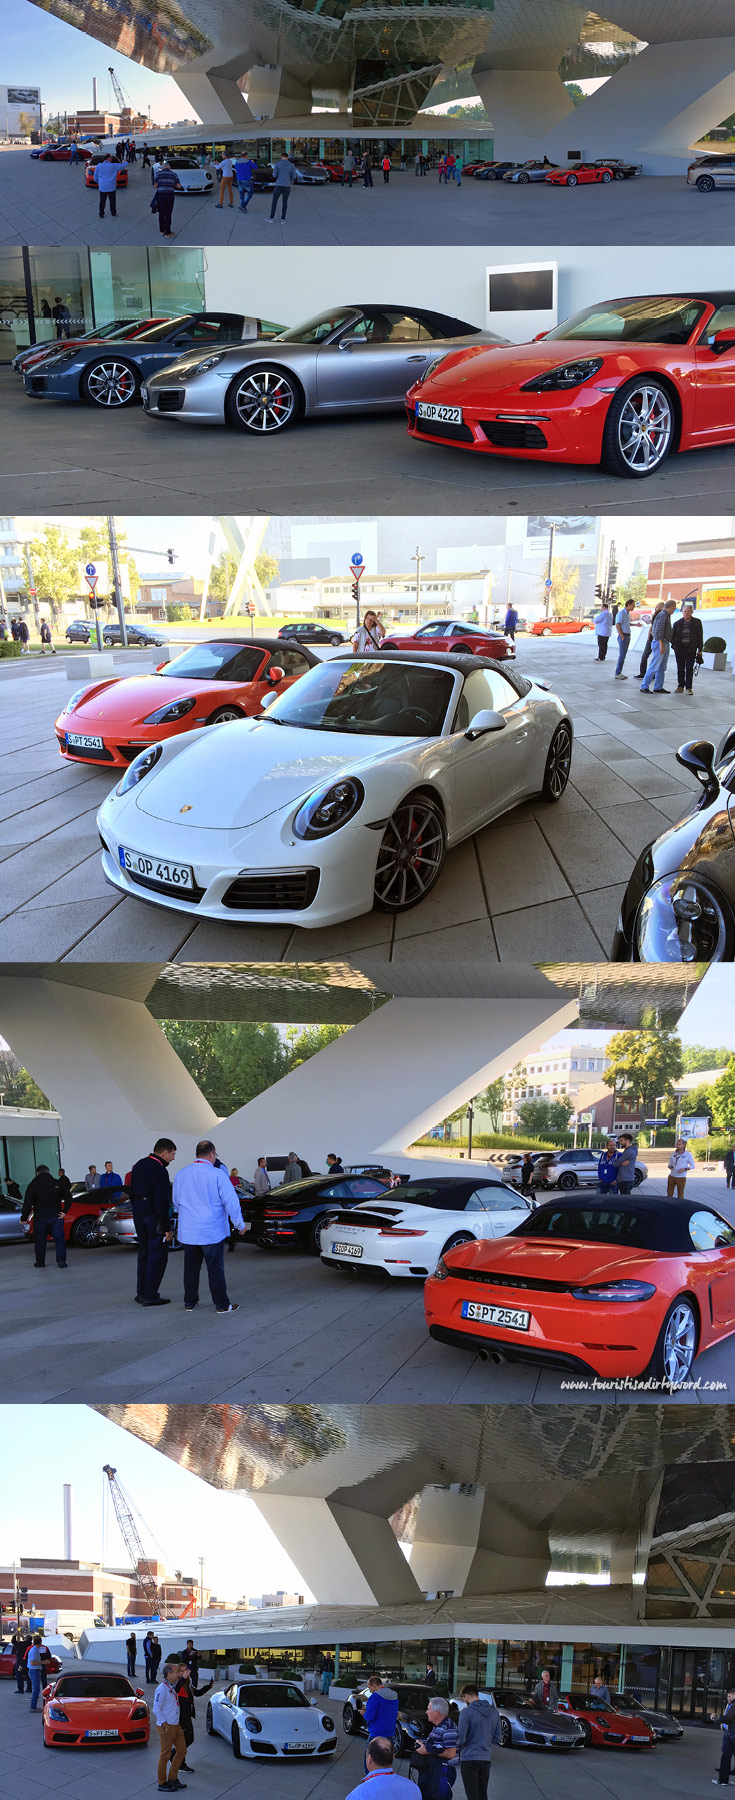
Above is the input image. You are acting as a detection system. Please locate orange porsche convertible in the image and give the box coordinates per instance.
[55,635,319,769]
[42,1669,150,1747]
[424,1194,735,1384]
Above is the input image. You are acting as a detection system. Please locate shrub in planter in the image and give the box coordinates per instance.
[0,639,21,659]
[704,636,726,653]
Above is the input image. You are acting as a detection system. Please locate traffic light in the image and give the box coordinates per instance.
[167,548,175,565]
[594,583,603,599]
[352,580,360,606]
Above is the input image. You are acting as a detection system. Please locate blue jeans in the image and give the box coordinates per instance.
[238,180,254,210]
[321,1672,331,1694]
[34,1217,66,1266]
[131,1204,169,1301]
[183,1240,229,1309]
[641,641,670,691]
[269,185,290,219]
[615,634,630,674]
[30,1668,43,1709]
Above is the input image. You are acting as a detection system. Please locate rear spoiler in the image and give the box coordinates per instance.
[326,1208,401,1229]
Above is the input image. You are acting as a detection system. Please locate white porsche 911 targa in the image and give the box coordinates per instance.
[206,1679,337,1760]
[96,651,573,929]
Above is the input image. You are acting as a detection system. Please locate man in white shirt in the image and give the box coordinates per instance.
[173,1140,245,1313]
[27,1636,48,1711]
[215,154,234,207]
[153,1663,187,1791]
[668,1138,696,1199]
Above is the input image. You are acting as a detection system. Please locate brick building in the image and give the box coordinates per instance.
[645,537,735,608]
[0,1557,208,1626]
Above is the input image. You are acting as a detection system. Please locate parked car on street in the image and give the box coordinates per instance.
[541,1148,648,1189]
[278,622,345,646]
[555,1693,656,1748]
[320,1175,533,1277]
[244,1170,400,1253]
[206,1678,336,1759]
[454,1688,585,1751]
[609,1692,683,1739]
[344,1681,445,1755]
[687,153,735,191]
[0,1196,28,1243]
[65,619,92,643]
[42,1669,149,1747]
[380,620,514,659]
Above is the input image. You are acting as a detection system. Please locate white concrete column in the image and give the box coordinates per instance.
[246,66,314,120]
[409,1486,487,1595]
[175,69,255,127]
[532,40,735,173]
[252,1494,423,1605]
[463,1492,550,1593]
[0,978,217,1176]
[215,993,578,1173]
[472,68,574,159]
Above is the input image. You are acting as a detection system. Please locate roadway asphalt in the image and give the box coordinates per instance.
[0,148,731,246]
[0,630,730,962]
[3,368,735,515]
[0,1172,732,1405]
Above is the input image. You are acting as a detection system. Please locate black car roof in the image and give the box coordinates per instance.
[191,635,318,657]
[516,1193,729,1253]
[583,292,735,307]
[338,649,532,701]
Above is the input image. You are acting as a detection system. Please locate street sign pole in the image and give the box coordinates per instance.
[349,552,365,631]
[85,564,101,651]
[108,515,128,650]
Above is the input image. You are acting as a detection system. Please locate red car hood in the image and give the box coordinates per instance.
[443,1234,666,1286]
[70,674,239,726]
[414,337,681,401]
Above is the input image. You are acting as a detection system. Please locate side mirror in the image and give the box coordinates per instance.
[266,665,285,683]
[534,331,548,341]
[676,737,720,804]
[465,708,507,740]
[715,725,735,766]
[338,335,364,350]
[260,689,279,709]
[136,1687,144,1697]
[711,331,735,356]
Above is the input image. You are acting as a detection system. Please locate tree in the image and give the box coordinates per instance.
[208,550,237,614]
[285,1024,348,1067]
[681,1084,715,1122]
[541,557,581,619]
[18,111,38,139]
[160,1021,289,1116]
[709,1059,735,1132]
[27,526,80,624]
[681,1044,733,1073]
[166,603,194,621]
[255,551,280,591]
[618,572,647,608]
[78,524,139,622]
[0,1052,50,1109]
[564,83,585,106]
[602,1028,683,1117]
[474,1077,505,1131]
[518,1096,572,1136]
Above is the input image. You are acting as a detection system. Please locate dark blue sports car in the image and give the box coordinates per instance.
[21,311,279,409]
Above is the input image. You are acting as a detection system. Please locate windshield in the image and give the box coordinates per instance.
[269,659,455,736]
[276,308,358,343]
[55,1675,133,1697]
[545,296,707,345]
[238,1684,309,1708]
[162,643,265,682]
[510,1206,656,1247]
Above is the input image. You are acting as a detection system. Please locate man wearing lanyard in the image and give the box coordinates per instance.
[128,1137,177,1306]
[344,1737,416,1799]
[173,1140,245,1313]
[153,1662,187,1792]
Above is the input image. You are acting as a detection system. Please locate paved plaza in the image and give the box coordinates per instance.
[4,369,735,516]
[0,1171,732,1404]
[0,1678,716,1800]
[0,149,731,248]
[0,631,732,962]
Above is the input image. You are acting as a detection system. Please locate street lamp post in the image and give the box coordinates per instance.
[411,545,425,624]
[467,1100,474,1161]
[651,1095,667,1149]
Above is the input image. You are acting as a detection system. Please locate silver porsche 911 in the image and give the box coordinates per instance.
[140,303,510,434]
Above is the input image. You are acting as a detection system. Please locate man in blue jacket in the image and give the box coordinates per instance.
[364,1677,399,1745]
[129,1136,177,1306]
[597,1142,618,1194]
[457,1685,501,1800]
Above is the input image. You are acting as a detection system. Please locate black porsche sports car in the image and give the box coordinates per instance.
[612,724,735,961]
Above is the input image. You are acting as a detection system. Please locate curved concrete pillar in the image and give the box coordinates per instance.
[253,1494,423,1605]
[246,66,314,120]
[175,68,255,127]
[472,67,574,158]
[530,39,735,172]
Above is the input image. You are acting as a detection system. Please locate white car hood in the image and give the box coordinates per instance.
[234,1704,322,1735]
[135,718,420,829]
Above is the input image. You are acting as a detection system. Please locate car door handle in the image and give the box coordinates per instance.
[407,354,428,362]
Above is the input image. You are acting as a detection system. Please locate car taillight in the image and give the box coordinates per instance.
[263,1209,299,1219]
[378,1227,427,1237]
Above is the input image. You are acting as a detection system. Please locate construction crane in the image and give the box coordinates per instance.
[103,1464,173,1619]
[108,65,132,115]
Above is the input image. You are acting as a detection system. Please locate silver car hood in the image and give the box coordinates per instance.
[135,717,422,829]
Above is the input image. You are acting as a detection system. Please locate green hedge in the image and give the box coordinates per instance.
[0,639,21,659]
[689,1136,734,1161]
[415,1131,608,1152]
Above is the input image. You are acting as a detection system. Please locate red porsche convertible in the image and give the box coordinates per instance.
[545,164,615,185]
[406,290,735,477]
[380,620,514,659]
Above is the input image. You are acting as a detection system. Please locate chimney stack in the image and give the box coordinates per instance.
[92,77,98,112]
[63,1484,72,1560]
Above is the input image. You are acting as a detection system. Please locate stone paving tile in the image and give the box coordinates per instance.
[288,911,393,956]
[533,808,636,892]
[171,919,295,959]
[391,838,489,937]
[0,897,119,957]
[491,895,605,960]
[577,883,628,954]
[391,917,499,960]
[590,755,691,798]
[62,895,198,961]
[603,798,675,856]
[23,851,114,908]
[473,817,571,914]
[556,761,640,809]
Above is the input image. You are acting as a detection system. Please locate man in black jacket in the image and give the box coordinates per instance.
[21,1166,67,1268]
[128,1137,177,1306]
[672,602,704,695]
[712,1687,735,1784]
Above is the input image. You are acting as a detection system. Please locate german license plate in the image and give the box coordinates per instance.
[67,732,104,749]
[286,1741,314,1751]
[417,402,462,423]
[460,1300,530,1330]
[632,1735,649,1742]
[332,1241,362,1258]
[119,846,194,890]
[85,1728,118,1737]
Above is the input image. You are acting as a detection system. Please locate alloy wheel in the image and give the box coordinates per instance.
[233,369,296,431]
[617,384,672,472]
[85,361,137,406]
[374,799,445,909]
[546,725,572,798]
[662,1302,697,1384]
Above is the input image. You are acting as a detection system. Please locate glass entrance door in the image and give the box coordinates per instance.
[669,1648,720,1718]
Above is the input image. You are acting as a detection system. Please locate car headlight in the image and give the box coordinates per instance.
[432,1257,450,1280]
[47,1704,70,1720]
[244,1715,262,1732]
[142,696,197,724]
[131,1703,148,1719]
[65,687,91,711]
[520,357,604,392]
[634,874,732,962]
[116,743,163,795]
[415,356,446,385]
[321,1715,335,1731]
[293,777,364,839]
[569,1279,656,1302]
[185,352,227,376]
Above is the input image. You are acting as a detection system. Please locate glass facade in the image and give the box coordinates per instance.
[1,1133,61,1189]
[0,248,206,360]
[194,1637,735,1718]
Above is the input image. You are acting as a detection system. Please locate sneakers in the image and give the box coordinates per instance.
[653,689,671,695]
[134,1294,143,1304]
[675,686,684,692]
[216,1302,239,1314]
[184,1302,199,1312]
[142,1296,171,1306]
[614,673,628,680]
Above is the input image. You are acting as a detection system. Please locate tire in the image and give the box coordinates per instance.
[343,1704,358,1734]
[206,1703,214,1735]
[373,793,446,913]
[649,1296,698,1385]
[580,1720,592,1747]
[454,643,472,655]
[441,1232,474,1256]
[539,723,573,802]
[207,706,245,724]
[600,375,675,478]
[696,174,715,192]
[71,1215,99,1247]
[566,173,578,186]
[541,627,552,637]
[614,169,626,179]
[394,1724,405,1757]
[225,366,301,434]
[633,1168,645,1187]
[500,1716,513,1748]
[309,1213,336,1255]
[518,172,530,183]
[330,635,342,646]
[558,1172,577,1190]
[601,170,612,182]
[232,1722,242,1759]
[80,358,140,408]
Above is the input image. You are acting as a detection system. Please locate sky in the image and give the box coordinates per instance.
[0,1406,312,1606]
[7,2,188,126]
